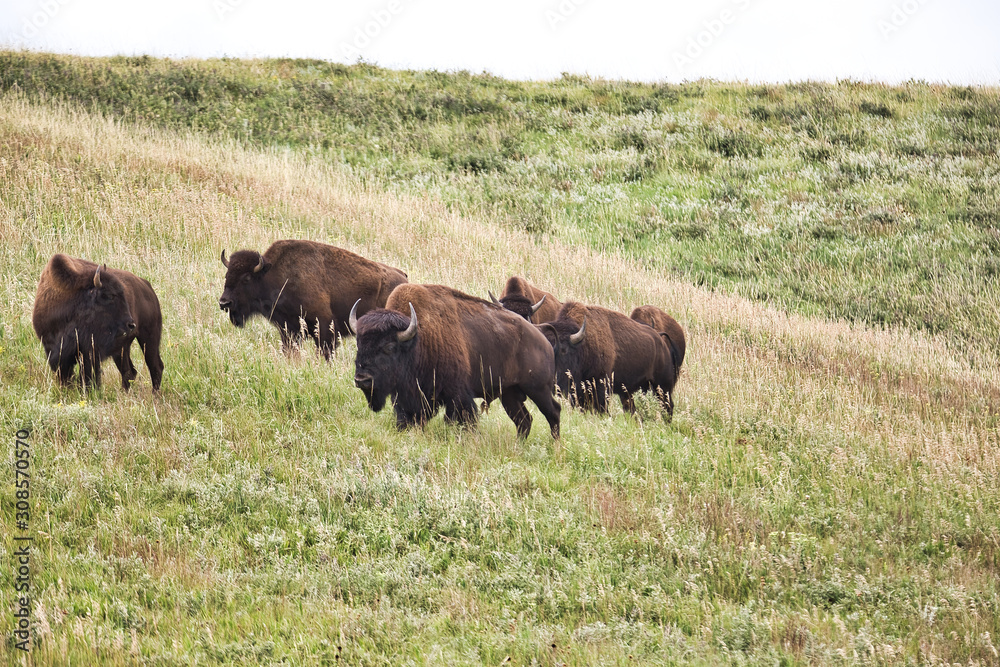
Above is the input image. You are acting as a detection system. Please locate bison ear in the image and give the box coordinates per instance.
[397,302,418,342]
[220,250,230,268]
[93,265,103,289]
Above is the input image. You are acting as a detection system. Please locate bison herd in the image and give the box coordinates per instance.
[33,239,685,439]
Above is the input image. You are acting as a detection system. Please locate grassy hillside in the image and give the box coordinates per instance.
[1,52,999,367]
[0,57,998,665]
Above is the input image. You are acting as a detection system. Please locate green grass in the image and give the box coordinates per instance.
[1,51,998,365]
[0,58,998,665]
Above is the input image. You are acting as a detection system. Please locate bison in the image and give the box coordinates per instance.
[489,276,562,323]
[629,305,686,378]
[32,254,164,391]
[218,240,407,358]
[350,284,561,439]
[538,301,679,416]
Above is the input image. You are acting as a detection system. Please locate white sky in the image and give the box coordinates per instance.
[2,0,999,84]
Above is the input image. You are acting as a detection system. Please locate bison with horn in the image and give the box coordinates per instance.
[219,240,407,358]
[539,301,680,416]
[32,254,164,391]
[488,276,562,324]
[350,284,561,439]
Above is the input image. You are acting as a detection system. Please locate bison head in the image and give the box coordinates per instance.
[489,291,546,322]
[352,302,418,412]
[47,263,137,368]
[538,317,587,402]
[218,249,272,327]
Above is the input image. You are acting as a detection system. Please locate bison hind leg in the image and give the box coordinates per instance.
[524,386,560,440]
[656,387,674,420]
[500,390,532,439]
[139,336,164,391]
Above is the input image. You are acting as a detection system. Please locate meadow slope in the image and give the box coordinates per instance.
[0,92,999,665]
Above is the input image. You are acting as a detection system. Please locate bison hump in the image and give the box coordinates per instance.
[43,254,101,293]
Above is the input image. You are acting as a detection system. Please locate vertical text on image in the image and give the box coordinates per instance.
[12,428,33,653]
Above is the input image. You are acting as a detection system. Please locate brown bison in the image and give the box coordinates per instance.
[489,276,562,323]
[539,301,679,416]
[219,240,407,358]
[350,284,561,439]
[629,305,686,378]
[32,254,164,390]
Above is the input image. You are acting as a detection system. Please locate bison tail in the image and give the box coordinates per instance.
[662,332,682,384]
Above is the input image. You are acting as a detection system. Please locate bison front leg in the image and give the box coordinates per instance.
[618,391,636,415]
[317,318,339,360]
[113,341,138,390]
[500,390,532,439]
[444,394,479,428]
[79,349,101,391]
[394,405,429,430]
[278,328,303,358]
[54,353,77,386]
[579,379,610,414]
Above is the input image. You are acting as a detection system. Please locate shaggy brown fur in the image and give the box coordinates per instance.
[219,239,407,358]
[630,305,686,380]
[354,284,560,439]
[33,254,163,390]
[540,301,677,416]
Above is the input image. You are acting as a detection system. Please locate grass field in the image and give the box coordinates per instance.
[1,53,999,665]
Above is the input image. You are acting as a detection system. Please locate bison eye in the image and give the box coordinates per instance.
[383,342,396,354]
[242,274,251,283]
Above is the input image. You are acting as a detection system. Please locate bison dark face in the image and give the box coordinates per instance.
[53,267,137,364]
[92,273,137,344]
[352,303,418,413]
[538,317,588,403]
[218,250,273,327]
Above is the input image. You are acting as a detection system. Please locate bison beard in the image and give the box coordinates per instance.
[352,285,561,439]
[32,254,164,391]
[353,309,429,422]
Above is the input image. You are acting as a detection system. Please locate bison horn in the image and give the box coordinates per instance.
[397,302,418,342]
[93,265,102,289]
[348,299,361,335]
[569,316,587,345]
[488,291,501,305]
[530,294,547,314]
[220,249,230,268]
[253,255,265,273]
